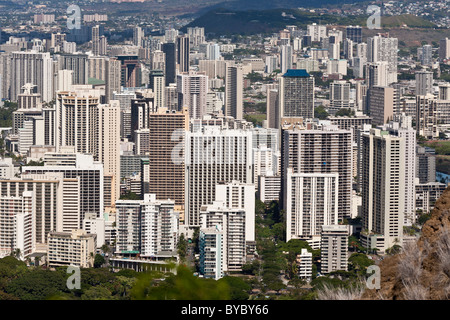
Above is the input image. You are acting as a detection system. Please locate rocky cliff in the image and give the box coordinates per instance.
[362,186,450,300]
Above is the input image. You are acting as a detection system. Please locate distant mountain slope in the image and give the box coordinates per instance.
[183,8,436,36]
[381,14,436,28]
[197,0,369,12]
[182,8,366,35]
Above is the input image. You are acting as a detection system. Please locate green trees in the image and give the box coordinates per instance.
[314,105,329,120]
[0,101,18,127]
[94,254,106,268]
[130,265,230,300]
[335,108,355,117]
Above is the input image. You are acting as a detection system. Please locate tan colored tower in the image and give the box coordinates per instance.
[97,100,121,207]
[147,106,189,222]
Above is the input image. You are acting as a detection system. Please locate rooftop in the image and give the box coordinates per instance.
[283,69,310,78]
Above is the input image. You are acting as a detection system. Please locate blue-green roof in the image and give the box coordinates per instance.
[283,69,310,77]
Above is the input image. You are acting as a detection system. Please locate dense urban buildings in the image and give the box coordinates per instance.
[0,1,449,300]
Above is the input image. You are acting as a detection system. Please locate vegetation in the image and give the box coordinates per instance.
[119,192,141,200]
[335,108,355,117]
[314,105,329,120]
[0,101,18,128]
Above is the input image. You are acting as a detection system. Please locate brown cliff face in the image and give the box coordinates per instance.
[362,186,450,300]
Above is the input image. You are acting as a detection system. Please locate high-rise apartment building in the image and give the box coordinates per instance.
[361,128,405,253]
[215,181,255,245]
[133,26,144,47]
[115,194,179,257]
[177,35,190,73]
[177,71,208,119]
[416,94,438,139]
[224,63,243,120]
[279,69,315,120]
[285,169,339,248]
[418,45,433,66]
[307,23,327,42]
[199,226,223,280]
[10,51,53,102]
[97,101,121,204]
[147,107,189,220]
[280,45,293,73]
[58,53,89,85]
[281,125,353,221]
[91,25,100,56]
[416,146,436,184]
[105,57,121,103]
[200,201,246,272]
[329,80,352,114]
[149,69,165,109]
[439,38,450,62]
[0,191,33,259]
[266,86,279,129]
[366,86,398,126]
[320,225,349,273]
[162,42,176,86]
[415,70,434,96]
[383,114,416,226]
[24,151,104,228]
[185,126,253,227]
[187,27,205,48]
[367,34,398,85]
[346,25,362,43]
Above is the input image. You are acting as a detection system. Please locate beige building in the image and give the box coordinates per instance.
[367,86,398,126]
[361,128,405,253]
[48,229,96,268]
[97,100,121,205]
[147,107,189,221]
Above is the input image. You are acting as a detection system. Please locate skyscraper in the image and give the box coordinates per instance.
[97,101,121,204]
[147,107,189,220]
[367,34,398,85]
[383,114,416,226]
[133,26,144,47]
[105,57,121,103]
[10,51,53,102]
[366,86,398,126]
[285,169,339,247]
[280,45,293,73]
[185,127,252,227]
[92,25,100,56]
[177,71,208,119]
[279,69,315,120]
[439,38,450,62]
[224,63,243,120]
[415,70,434,96]
[58,53,89,85]
[361,128,405,253]
[345,25,362,43]
[162,42,176,86]
[149,69,165,109]
[117,55,141,88]
[281,125,353,222]
[177,34,190,73]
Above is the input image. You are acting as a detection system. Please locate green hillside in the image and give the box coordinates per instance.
[381,14,436,28]
[183,8,366,35]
